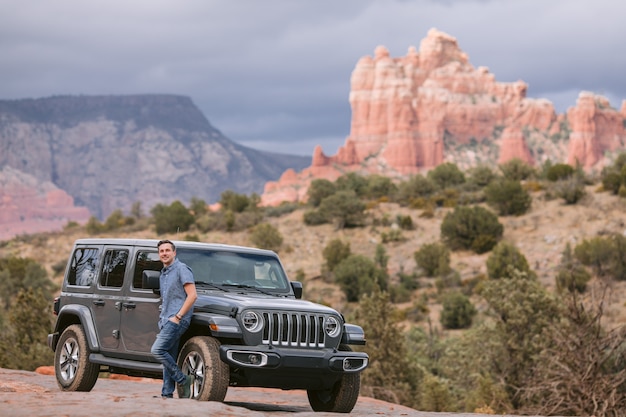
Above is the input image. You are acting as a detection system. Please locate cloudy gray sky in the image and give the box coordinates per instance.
[1,0,624,156]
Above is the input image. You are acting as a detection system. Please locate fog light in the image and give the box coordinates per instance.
[227,350,268,367]
[343,357,368,371]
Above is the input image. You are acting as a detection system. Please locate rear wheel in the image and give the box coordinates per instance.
[307,345,361,413]
[178,336,229,401]
[54,324,100,392]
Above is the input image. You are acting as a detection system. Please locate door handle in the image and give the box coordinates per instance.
[93,299,105,307]
[122,302,136,310]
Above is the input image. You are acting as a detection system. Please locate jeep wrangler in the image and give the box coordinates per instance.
[48,238,368,412]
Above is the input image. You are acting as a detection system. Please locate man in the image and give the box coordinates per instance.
[150,239,198,399]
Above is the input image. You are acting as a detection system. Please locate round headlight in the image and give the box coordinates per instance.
[324,316,341,337]
[242,311,263,332]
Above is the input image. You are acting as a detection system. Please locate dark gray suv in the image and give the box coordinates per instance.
[48,238,368,412]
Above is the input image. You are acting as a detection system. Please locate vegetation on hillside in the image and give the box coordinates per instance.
[2,156,626,416]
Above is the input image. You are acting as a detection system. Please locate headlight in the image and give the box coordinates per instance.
[242,311,263,333]
[325,316,341,337]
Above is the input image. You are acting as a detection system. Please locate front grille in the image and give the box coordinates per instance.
[261,312,326,348]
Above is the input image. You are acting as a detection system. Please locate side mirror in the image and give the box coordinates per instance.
[290,281,303,299]
[142,270,161,294]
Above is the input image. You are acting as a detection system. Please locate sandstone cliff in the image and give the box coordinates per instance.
[262,29,626,206]
[0,95,310,239]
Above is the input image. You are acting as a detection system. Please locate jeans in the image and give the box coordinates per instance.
[151,318,190,397]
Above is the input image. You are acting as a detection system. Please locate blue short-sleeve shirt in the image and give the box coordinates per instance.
[158,258,195,329]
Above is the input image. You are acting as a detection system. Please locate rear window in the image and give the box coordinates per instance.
[68,247,100,287]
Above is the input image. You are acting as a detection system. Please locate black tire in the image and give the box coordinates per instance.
[178,336,229,401]
[307,345,361,413]
[54,324,100,392]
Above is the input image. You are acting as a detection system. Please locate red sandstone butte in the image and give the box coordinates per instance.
[261,28,626,206]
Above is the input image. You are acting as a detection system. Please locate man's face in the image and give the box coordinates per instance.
[158,243,176,266]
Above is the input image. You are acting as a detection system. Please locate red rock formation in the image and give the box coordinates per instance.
[261,29,626,206]
[0,167,91,241]
[567,92,626,169]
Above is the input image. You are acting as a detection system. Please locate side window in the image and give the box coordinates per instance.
[99,249,128,288]
[133,251,162,289]
[68,247,100,286]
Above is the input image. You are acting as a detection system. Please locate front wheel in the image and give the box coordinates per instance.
[54,324,100,392]
[307,345,361,413]
[307,372,361,413]
[178,336,229,401]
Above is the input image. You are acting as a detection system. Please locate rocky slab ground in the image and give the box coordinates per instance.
[0,368,555,417]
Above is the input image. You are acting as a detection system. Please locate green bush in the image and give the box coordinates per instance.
[555,244,591,293]
[581,233,626,281]
[365,174,397,200]
[249,222,283,252]
[440,206,503,254]
[151,200,195,234]
[219,190,257,213]
[467,165,497,187]
[335,172,368,196]
[484,179,532,216]
[0,288,54,370]
[307,179,337,207]
[0,256,54,310]
[334,255,386,301]
[546,163,574,181]
[486,241,535,280]
[302,208,329,226]
[414,243,451,277]
[318,190,366,229]
[427,163,466,190]
[396,214,415,230]
[498,158,535,181]
[440,291,476,330]
[322,239,351,273]
[395,174,436,205]
[552,176,586,204]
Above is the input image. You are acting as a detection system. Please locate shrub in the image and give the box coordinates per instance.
[414,243,451,277]
[546,163,575,181]
[427,163,466,190]
[322,239,351,273]
[440,206,503,254]
[0,288,54,370]
[396,214,415,230]
[467,164,497,187]
[555,244,591,293]
[307,179,336,207]
[249,223,283,252]
[334,255,386,302]
[318,190,366,229]
[395,174,436,205]
[486,241,535,280]
[219,190,256,213]
[440,291,476,330]
[552,176,587,204]
[365,174,397,200]
[302,209,328,226]
[484,179,532,216]
[335,172,368,196]
[151,200,195,234]
[499,158,535,181]
[581,234,626,281]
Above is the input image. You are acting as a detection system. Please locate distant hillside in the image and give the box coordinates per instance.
[0,94,310,221]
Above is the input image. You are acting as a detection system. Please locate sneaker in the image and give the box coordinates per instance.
[179,375,194,399]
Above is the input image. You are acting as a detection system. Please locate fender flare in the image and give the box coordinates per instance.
[55,304,100,351]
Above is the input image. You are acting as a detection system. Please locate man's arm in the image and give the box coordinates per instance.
[175,282,197,320]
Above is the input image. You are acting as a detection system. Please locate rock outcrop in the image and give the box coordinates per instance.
[262,29,626,206]
[0,167,90,240]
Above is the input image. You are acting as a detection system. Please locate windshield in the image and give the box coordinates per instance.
[176,248,290,293]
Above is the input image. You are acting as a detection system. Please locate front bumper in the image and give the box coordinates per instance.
[219,345,368,373]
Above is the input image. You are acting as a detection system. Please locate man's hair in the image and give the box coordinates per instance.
[157,239,176,251]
